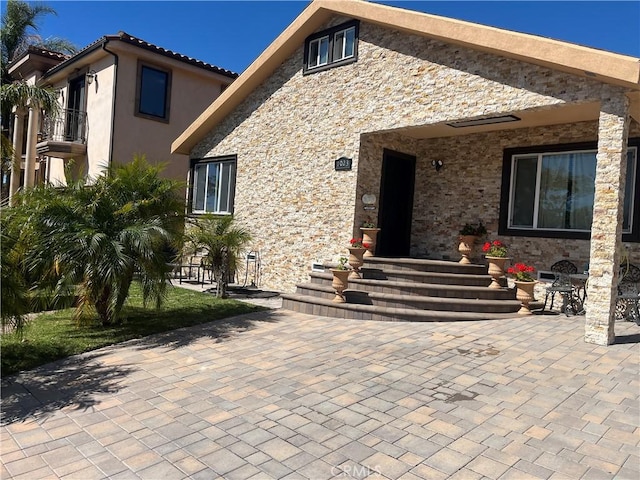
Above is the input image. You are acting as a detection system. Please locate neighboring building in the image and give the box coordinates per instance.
[173,0,639,345]
[6,32,237,194]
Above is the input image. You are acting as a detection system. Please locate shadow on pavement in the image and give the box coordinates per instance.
[127,310,283,352]
[1,351,135,426]
[1,311,283,425]
[614,332,640,344]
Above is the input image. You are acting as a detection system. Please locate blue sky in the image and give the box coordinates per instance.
[6,1,640,74]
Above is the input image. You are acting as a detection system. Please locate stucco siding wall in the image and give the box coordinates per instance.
[193,18,634,293]
[112,50,226,182]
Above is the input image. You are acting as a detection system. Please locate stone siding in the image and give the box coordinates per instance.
[193,18,637,293]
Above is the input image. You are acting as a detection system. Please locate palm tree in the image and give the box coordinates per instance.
[1,0,76,197]
[14,155,185,325]
[1,0,76,83]
[186,216,252,298]
[0,209,28,334]
[1,80,60,199]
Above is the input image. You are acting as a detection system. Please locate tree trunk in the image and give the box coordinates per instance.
[95,286,113,325]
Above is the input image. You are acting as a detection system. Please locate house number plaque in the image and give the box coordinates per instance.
[335,157,352,171]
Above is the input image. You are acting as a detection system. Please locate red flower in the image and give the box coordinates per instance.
[482,242,491,252]
[508,262,536,281]
[350,238,365,248]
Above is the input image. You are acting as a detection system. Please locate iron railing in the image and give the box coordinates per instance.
[40,109,87,143]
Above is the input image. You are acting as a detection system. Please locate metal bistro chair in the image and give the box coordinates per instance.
[615,263,640,325]
[542,260,578,315]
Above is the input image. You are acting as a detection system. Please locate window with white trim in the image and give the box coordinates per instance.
[304,21,359,74]
[191,157,236,214]
[500,141,639,241]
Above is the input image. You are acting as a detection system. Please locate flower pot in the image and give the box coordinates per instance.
[360,227,381,257]
[515,280,536,315]
[486,256,509,289]
[348,247,366,279]
[330,268,350,303]
[458,235,477,264]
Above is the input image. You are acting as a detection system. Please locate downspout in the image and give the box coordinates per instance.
[101,40,118,167]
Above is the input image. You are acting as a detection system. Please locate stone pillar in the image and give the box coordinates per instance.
[585,92,630,346]
[8,108,26,201]
[23,106,40,189]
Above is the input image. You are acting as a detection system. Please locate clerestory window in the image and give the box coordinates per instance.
[303,20,359,74]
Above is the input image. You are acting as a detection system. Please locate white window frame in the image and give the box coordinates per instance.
[191,158,236,215]
[308,35,329,69]
[333,26,356,62]
[507,146,637,234]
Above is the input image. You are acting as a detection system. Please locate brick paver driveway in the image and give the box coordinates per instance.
[2,310,639,479]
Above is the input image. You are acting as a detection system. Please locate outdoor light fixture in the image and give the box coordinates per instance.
[431,159,443,171]
[446,115,520,128]
[86,70,97,85]
[362,194,376,205]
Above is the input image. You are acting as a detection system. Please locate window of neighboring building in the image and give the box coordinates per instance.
[303,20,359,74]
[500,139,639,242]
[135,62,171,121]
[191,157,236,214]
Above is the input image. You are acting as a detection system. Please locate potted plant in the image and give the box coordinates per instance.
[483,239,510,289]
[360,218,380,257]
[330,256,351,302]
[348,238,370,279]
[458,222,487,264]
[508,262,537,314]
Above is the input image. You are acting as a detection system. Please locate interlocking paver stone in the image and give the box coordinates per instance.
[1,309,639,479]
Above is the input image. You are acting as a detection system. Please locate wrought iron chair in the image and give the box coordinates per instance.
[615,263,640,325]
[542,260,578,315]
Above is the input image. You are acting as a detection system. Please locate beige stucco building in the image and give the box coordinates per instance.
[177,0,639,344]
[7,32,237,193]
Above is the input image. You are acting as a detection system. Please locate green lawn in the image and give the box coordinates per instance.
[1,283,266,376]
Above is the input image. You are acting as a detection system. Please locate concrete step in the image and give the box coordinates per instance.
[363,257,488,275]
[295,282,519,313]
[285,256,521,322]
[307,274,509,299]
[281,293,522,322]
[361,268,492,286]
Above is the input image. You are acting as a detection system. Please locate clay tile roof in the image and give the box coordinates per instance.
[24,46,70,61]
[43,31,238,79]
[114,32,238,78]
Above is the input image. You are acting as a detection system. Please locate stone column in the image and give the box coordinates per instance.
[585,91,630,346]
[8,108,26,201]
[23,105,40,189]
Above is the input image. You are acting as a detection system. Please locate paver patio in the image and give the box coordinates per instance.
[1,309,639,479]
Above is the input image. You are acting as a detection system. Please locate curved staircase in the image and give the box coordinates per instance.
[281,257,523,321]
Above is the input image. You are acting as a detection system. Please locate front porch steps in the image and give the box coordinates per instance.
[281,257,525,322]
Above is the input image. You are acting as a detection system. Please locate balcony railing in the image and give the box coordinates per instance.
[40,109,87,143]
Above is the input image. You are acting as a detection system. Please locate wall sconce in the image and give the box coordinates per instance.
[86,70,97,85]
[431,159,443,172]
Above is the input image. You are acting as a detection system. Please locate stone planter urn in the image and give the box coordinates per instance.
[515,280,536,314]
[486,256,509,289]
[458,235,478,264]
[360,227,381,257]
[347,247,366,279]
[330,269,350,303]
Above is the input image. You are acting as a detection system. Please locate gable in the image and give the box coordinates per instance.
[173,0,640,155]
